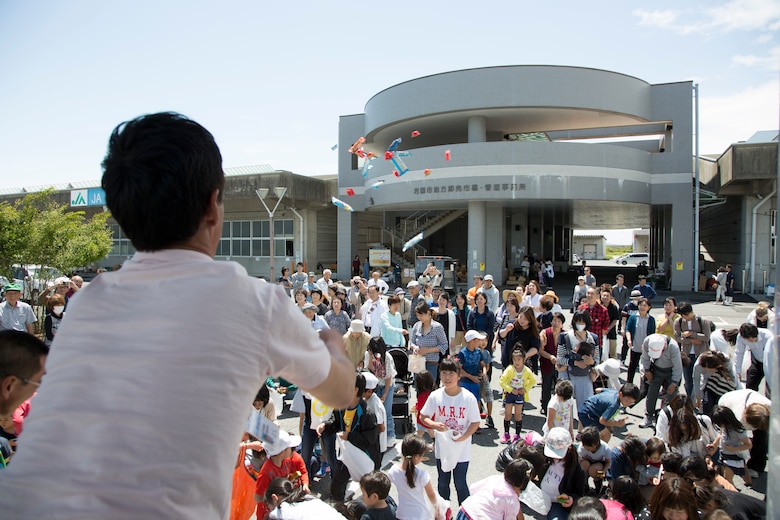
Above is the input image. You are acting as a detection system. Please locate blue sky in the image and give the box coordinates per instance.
[0,0,778,192]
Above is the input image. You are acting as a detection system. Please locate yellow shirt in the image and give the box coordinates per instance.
[656,312,679,338]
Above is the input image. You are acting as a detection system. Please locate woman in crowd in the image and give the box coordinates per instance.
[539,427,588,520]
[493,293,520,362]
[522,280,543,317]
[539,311,566,411]
[557,310,598,423]
[746,301,774,329]
[498,305,541,371]
[709,328,738,356]
[324,295,351,335]
[666,404,716,459]
[365,337,398,445]
[690,350,740,416]
[452,292,470,355]
[435,292,456,355]
[409,302,449,383]
[635,477,699,520]
[277,266,293,297]
[293,288,308,309]
[467,291,496,359]
[655,297,679,339]
[625,298,655,385]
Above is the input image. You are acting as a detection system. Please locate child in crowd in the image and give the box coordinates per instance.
[264,477,345,519]
[539,427,588,519]
[578,383,639,442]
[479,335,495,429]
[254,430,308,520]
[600,475,645,520]
[710,405,752,486]
[457,458,534,520]
[386,435,440,520]
[498,346,537,443]
[577,426,611,486]
[606,435,646,483]
[457,330,487,404]
[419,358,481,505]
[316,372,379,501]
[359,471,395,520]
[544,379,574,439]
[640,437,666,486]
[414,370,435,443]
[362,372,388,457]
[659,452,683,481]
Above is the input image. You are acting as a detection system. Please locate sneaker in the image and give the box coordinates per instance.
[641,416,655,429]
[500,432,511,444]
[747,469,760,479]
[511,434,521,443]
[486,416,495,429]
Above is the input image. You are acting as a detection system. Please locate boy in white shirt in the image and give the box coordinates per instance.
[362,372,387,455]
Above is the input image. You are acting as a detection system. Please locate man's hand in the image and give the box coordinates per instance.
[645,372,654,382]
[667,383,677,395]
[316,423,325,437]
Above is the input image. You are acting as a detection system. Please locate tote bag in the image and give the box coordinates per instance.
[335,436,374,481]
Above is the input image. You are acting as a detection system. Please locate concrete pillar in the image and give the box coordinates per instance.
[485,205,504,283]
[467,201,487,282]
[337,209,356,280]
[468,116,487,143]
[670,199,693,291]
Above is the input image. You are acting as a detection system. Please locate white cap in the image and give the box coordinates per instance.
[544,427,572,459]
[407,280,420,288]
[464,330,487,342]
[483,274,494,281]
[363,372,379,390]
[647,334,667,359]
[264,430,302,457]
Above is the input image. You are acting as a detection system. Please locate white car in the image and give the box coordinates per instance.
[614,253,649,266]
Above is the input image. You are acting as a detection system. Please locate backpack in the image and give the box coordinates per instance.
[698,316,716,333]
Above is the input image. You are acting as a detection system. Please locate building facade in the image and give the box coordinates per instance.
[337,66,695,290]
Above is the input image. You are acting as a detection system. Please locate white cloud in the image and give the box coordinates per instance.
[698,79,780,154]
[731,45,780,70]
[753,33,774,44]
[634,0,780,34]
[633,8,679,28]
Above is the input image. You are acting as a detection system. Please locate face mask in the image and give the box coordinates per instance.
[53,306,65,315]
[576,323,586,331]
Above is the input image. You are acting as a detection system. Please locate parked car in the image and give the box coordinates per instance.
[0,265,62,303]
[613,253,649,266]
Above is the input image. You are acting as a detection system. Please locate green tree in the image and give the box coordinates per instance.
[0,189,113,285]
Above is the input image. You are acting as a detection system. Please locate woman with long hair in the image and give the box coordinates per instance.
[539,311,566,411]
[365,336,398,444]
[492,294,520,363]
[666,405,716,458]
[467,291,496,383]
[539,427,587,519]
[691,350,740,415]
[452,292,470,355]
[636,477,699,520]
[499,305,540,371]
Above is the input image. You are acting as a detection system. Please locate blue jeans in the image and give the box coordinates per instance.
[426,362,439,383]
[548,501,570,520]
[436,459,470,504]
[376,382,396,442]
[319,431,337,468]
[300,422,320,474]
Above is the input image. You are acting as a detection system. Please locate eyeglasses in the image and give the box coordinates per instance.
[0,372,41,387]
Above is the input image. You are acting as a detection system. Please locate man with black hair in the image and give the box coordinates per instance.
[0,331,48,417]
[734,322,773,392]
[673,302,712,396]
[0,112,355,518]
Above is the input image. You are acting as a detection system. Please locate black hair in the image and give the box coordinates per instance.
[0,330,49,380]
[440,358,459,374]
[576,341,593,358]
[101,112,224,251]
[354,371,366,396]
[711,405,745,435]
[678,455,717,484]
[334,499,367,520]
[551,311,566,325]
[739,322,759,339]
[619,382,640,401]
[660,452,684,476]
[504,458,533,490]
[264,477,307,506]
[610,476,645,516]
[572,309,591,329]
[676,302,693,316]
[580,426,601,448]
[414,370,435,394]
[438,291,449,302]
[645,437,666,458]
[621,435,647,480]
[513,443,547,478]
[569,496,607,520]
[554,379,573,400]
[368,337,387,367]
[254,385,270,406]
[511,345,527,361]
[663,296,677,307]
[359,470,390,500]
[400,434,427,488]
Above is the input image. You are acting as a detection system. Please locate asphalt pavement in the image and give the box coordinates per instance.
[274,292,768,519]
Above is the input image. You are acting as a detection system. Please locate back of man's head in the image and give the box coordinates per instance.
[739,323,759,339]
[101,112,224,252]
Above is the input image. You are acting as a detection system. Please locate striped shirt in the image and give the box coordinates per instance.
[411,320,449,363]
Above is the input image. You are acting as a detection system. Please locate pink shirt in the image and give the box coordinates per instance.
[460,475,520,520]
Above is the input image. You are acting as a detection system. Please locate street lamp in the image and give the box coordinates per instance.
[255,187,287,282]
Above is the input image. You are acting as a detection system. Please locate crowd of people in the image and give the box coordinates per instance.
[0,112,772,520]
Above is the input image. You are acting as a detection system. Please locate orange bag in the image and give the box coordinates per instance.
[230,445,257,520]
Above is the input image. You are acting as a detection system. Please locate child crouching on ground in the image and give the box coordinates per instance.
[577,426,611,487]
[359,470,395,520]
[499,346,537,443]
[419,358,481,505]
[457,458,534,520]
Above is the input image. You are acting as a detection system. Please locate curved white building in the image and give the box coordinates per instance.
[337,65,694,290]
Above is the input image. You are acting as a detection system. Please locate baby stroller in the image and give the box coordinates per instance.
[388,347,415,434]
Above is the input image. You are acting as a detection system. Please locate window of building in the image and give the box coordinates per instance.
[771,209,777,265]
[217,219,294,257]
[108,224,136,256]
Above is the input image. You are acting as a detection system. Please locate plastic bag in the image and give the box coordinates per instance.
[409,354,426,374]
[229,446,257,520]
[519,481,551,516]
[435,429,469,473]
[335,436,374,481]
[269,387,284,419]
[425,494,451,520]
